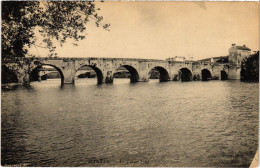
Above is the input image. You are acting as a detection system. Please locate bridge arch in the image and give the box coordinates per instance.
[114,65,139,83]
[30,64,65,84]
[76,65,104,84]
[149,66,170,82]
[221,70,228,80]
[179,68,192,81]
[2,65,18,84]
[201,69,212,81]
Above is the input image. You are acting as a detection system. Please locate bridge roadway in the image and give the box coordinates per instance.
[2,57,240,85]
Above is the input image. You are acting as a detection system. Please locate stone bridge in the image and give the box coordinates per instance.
[2,57,238,85]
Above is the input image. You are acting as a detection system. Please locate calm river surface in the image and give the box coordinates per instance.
[1,79,259,167]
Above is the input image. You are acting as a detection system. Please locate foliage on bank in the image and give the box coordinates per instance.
[240,51,259,81]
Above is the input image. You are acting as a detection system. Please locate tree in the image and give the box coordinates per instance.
[1,1,109,59]
[240,51,259,81]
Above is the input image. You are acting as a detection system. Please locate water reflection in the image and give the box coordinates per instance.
[60,83,76,91]
[1,84,36,92]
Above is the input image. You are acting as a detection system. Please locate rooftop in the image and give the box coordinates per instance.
[198,56,228,62]
[231,44,251,51]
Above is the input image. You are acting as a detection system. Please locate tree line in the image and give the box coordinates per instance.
[240,51,259,82]
[1,1,109,59]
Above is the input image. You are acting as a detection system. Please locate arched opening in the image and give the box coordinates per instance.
[201,69,212,81]
[179,68,192,81]
[30,65,64,85]
[149,66,170,82]
[1,65,18,84]
[76,65,103,84]
[221,70,228,80]
[113,65,139,83]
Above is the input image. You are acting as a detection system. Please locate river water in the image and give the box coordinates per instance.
[1,79,259,167]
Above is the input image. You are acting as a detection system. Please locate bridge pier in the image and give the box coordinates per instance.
[38,71,42,82]
[138,72,149,82]
[170,70,179,81]
[17,73,30,85]
[138,62,149,82]
[63,72,76,84]
[105,71,113,83]
[15,66,31,85]
[211,66,222,80]
[192,73,201,81]
[192,69,201,81]
[228,67,240,79]
[138,77,149,82]
[62,67,76,84]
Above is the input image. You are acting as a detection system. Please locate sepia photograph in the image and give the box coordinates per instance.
[1,1,259,167]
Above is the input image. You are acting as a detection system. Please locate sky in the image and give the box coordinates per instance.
[29,1,259,61]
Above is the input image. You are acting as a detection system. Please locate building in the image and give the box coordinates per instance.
[197,44,251,65]
[198,56,229,63]
[166,56,186,62]
[228,44,251,66]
